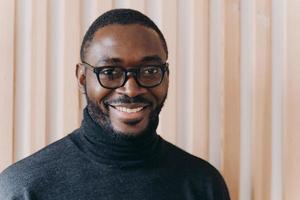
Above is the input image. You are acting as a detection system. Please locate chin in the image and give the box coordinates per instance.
[111,122,149,136]
[87,100,160,137]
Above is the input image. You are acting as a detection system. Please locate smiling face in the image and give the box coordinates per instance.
[76,24,169,136]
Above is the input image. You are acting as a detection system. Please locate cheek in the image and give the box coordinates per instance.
[85,73,112,104]
[150,78,169,104]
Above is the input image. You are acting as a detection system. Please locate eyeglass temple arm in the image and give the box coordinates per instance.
[165,63,169,73]
[82,62,95,71]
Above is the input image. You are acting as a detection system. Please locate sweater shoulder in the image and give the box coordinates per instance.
[160,137,224,180]
[160,138,230,199]
[161,138,210,166]
[0,130,80,197]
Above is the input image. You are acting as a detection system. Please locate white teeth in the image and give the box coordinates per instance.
[115,106,144,113]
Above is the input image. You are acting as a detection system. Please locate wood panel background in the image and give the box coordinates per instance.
[0,0,299,199]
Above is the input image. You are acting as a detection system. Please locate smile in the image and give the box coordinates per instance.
[114,106,144,113]
[108,104,150,124]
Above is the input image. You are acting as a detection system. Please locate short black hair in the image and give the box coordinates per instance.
[80,8,168,62]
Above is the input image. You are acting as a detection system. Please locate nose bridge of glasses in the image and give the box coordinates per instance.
[125,68,138,78]
[121,69,146,96]
[124,68,140,87]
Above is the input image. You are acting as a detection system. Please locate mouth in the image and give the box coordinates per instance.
[108,103,150,122]
[114,106,145,113]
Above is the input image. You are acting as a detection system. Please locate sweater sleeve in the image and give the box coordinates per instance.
[205,169,231,200]
[0,168,37,200]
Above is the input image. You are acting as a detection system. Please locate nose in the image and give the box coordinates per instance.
[116,76,147,97]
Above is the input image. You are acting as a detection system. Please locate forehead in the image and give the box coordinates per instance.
[85,24,166,65]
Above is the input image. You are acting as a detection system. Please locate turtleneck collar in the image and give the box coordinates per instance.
[76,108,162,168]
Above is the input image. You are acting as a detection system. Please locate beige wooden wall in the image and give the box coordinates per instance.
[0,0,299,200]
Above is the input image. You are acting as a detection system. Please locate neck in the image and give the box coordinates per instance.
[77,107,161,167]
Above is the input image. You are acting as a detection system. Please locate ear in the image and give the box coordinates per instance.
[165,68,169,81]
[76,63,86,94]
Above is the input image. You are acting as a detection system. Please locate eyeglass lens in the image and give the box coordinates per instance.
[98,66,164,88]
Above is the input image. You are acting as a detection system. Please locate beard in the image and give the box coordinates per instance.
[86,93,167,137]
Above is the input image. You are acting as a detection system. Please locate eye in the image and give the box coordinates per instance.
[142,66,160,75]
[99,67,123,80]
[101,68,120,75]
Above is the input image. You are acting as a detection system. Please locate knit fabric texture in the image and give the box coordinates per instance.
[0,108,230,200]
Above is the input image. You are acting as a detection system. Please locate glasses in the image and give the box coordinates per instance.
[82,62,169,89]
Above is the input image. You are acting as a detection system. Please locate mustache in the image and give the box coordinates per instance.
[104,95,152,105]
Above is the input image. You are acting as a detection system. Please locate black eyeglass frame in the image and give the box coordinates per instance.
[82,61,169,89]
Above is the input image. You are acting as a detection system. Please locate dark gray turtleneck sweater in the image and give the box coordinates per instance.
[0,109,230,200]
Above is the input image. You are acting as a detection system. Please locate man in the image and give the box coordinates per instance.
[0,9,230,199]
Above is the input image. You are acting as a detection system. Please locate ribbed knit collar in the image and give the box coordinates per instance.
[77,108,162,167]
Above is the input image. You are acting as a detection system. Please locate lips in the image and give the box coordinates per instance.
[108,103,150,122]
[109,103,149,110]
[114,106,144,113]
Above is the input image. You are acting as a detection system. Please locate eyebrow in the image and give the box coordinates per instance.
[95,55,164,66]
[140,55,163,63]
[95,57,122,65]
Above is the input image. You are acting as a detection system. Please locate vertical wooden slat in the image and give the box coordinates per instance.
[192,0,209,159]
[240,0,255,200]
[31,0,47,152]
[284,1,300,199]
[114,0,145,11]
[113,0,129,8]
[80,0,114,38]
[46,0,65,143]
[209,0,225,170]
[176,0,194,153]
[223,1,241,199]
[271,0,286,200]
[98,0,113,14]
[81,0,100,38]
[0,0,15,172]
[253,0,272,199]
[63,0,81,135]
[146,0,162,28]
[156,0,177,145]
[14,0,33,161]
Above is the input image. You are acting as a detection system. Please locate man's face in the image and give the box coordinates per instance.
[77,24,169,136]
